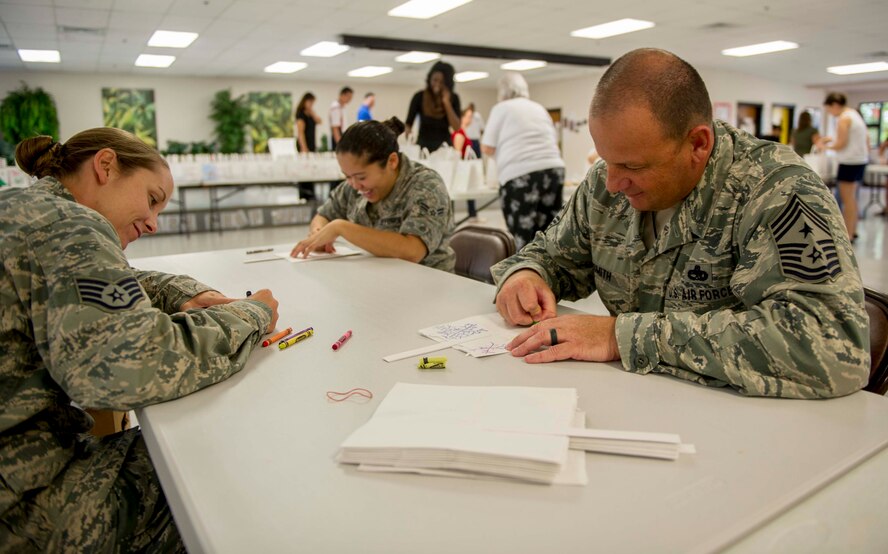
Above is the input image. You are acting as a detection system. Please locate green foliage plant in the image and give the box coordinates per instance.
[0,82,60,147]
[210,89,249,154]
[101,88,157,147]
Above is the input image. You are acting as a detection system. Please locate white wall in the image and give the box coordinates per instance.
[530,67,827,182]
[0,71,496,148]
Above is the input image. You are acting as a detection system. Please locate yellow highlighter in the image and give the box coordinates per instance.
[279,329,314,350]
[418,356,447,369]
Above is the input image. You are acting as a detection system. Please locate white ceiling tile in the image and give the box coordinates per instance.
[54,0,114,8]
[110,0,174,12]
[107,10,164,31]
[0,4,54,23]
[55,7,110,28]
[157,14,213,33]
[167,0,236,18]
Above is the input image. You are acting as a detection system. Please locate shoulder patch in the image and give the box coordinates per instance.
[75,276,146,312]
[769,194,842,283]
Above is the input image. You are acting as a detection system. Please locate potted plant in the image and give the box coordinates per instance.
[209,89,249,154]
[0,82,60,163]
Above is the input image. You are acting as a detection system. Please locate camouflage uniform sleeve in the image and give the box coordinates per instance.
[31,213,272,410]
[616,168,869,399]
[491,172,599,300]
[133,269,215,313]
[399,175,452,255]
[316,180,350,221]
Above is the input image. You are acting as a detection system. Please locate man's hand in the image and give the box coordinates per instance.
[244,289,280,333]
[507,314,621,364]
[495,269,557,326]
[290,220,342,258]
[180,290,233,311]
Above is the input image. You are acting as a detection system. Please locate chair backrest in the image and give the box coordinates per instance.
[864,287,888,395]
[449,225,516,285]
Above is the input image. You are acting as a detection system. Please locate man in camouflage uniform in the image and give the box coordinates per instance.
[1,176,276,551]
[293,151,456,272]
[493,48,870,399]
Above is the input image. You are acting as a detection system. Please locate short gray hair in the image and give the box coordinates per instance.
[590,48,712,141]
[497,72,529,101]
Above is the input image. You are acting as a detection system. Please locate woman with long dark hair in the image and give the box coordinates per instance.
[405,61,461,152]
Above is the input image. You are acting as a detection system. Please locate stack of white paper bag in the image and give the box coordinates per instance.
[338,383,695,486]
[338,383,579,484]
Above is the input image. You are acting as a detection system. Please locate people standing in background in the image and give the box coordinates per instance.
[295,92,321,153]
[816,92,870,240]
[790,111,820,156]
[329,87,354,150]
[465,102,485,158]
[357,92,375,122]
[451,107,474,159]
[482,73,565,250]
[405,61,461,152]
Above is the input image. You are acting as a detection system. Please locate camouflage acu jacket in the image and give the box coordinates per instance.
[318,153,456,272]
[492,121,870,399]
[0,177,272,515]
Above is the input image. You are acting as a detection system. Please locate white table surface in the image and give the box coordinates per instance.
[132,246,888,554]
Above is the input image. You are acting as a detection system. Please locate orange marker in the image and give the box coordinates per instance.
[262,327,293,348]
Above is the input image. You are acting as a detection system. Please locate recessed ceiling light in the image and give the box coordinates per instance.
[18,49,60,63]
[395,51,441,64]
[826,61,888,75]
[148,30,198,48]
[500,59,546,71]
[570,19,655,39]
[721,40,799,57]
[347,66,393,78]
[300,41,349,57]
[388,0,471,19]
[454,71,489,82]
[135,54,176,68]
[264,61,308,74]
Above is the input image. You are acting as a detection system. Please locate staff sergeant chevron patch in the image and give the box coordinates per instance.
[75,276,146,312]
[769,194,842,283]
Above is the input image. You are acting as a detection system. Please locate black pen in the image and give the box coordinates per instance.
[246,248,273,255]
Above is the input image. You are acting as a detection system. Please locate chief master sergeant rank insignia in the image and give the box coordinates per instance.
[769,193,842,283]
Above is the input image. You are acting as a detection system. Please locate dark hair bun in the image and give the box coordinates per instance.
[15,135,59,178]
[382,117,406,137]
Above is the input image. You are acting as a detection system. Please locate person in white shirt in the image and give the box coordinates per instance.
[481,73,565,249]
[465,102,485,158]
[817,92,870,239]
[329,87,353,150]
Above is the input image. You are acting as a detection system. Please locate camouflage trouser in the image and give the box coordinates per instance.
[500,167,565,250]
[0,429,184,553]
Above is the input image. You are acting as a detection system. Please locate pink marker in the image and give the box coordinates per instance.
[332,330,353,351]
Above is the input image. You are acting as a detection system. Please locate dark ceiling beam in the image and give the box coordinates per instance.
[340,34,610,67]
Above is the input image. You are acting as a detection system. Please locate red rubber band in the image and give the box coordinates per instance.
[326,388,373,402]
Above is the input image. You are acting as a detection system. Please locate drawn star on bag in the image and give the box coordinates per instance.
[75,276,146,312]
[769,194,842,283]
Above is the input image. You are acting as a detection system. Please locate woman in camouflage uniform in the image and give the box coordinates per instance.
[0,128,280,551]
[290,117,456,272]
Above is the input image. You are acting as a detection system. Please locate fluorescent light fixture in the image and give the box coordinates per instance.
[454,71,489,82]
[347,66,393,78]
[395,51,441,64]
[18,49,60,63]
[721,40,798,57]
[147,30,198,48]
[135,54,176,68]
[388,0,471,19]
[571,18,655,39]
[300,41,349,57]
[500,59,546,71]
[264,61,307,74]
[826,61,888,75]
